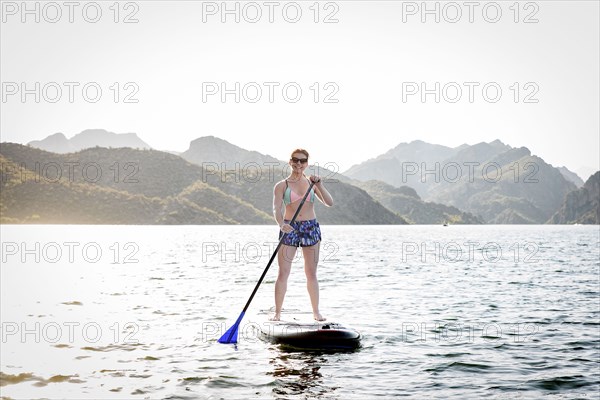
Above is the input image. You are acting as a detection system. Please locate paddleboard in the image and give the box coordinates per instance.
[256,312,361,350]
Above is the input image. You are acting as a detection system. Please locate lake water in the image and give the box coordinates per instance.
[1,225,599,399]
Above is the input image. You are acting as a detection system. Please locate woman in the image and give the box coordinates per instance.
[272,149,334,321]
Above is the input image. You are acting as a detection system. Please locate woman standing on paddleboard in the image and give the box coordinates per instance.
[272,149,334,322]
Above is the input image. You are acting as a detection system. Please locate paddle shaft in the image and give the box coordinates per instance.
[239,179,316,314]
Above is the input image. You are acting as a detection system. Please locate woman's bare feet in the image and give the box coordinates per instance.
[269,313,281,321]
[314,312,326,321]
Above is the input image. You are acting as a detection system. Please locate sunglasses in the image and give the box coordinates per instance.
[290,157,308,164]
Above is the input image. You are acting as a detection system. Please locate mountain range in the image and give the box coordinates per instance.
[0,143,404,225]
[343,140,583,224]
[0,129,596,225]
[28,129,151,154]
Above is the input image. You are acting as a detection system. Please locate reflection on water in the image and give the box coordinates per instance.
[267,345,364,399]
[269,351,330,399]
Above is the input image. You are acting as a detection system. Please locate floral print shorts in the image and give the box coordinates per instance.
[279,219,322,247]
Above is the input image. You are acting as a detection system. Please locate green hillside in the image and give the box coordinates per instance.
[0,143,406,225]
[0,153,230,224]
[355,180,483,224]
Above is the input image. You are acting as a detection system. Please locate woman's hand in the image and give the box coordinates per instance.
[309,175,321,185]
[280,223,294,233]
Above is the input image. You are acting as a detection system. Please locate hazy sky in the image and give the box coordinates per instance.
[1,1,598,178]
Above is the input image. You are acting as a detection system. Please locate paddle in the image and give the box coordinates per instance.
[218,179,316,344]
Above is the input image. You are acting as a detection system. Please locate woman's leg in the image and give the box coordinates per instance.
[272,244,297,321]
[302,242,325,321]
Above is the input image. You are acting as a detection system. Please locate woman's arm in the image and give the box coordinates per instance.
[313,179,334,207]
[272,181,285,227]
[273,181,294,233]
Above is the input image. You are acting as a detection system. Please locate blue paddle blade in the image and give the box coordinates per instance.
[218,312,245,344]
